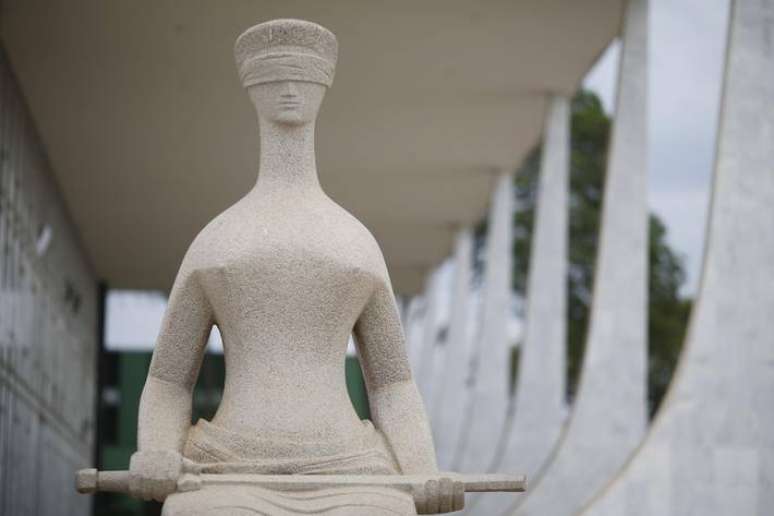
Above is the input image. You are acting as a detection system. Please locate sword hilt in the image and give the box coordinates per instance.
[76,468,131,495]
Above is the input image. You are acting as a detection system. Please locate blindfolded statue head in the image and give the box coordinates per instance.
[235,19,338,126]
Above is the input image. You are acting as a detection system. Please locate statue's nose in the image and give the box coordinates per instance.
[281,82,299,97]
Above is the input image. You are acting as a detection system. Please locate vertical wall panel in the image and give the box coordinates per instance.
[0,48,98,516]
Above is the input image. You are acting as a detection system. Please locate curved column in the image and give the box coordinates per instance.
[472,95,570,515]
[395,295,408,328]
[431,227,474,466]
[405,295,426,373]
[416,268,443,404]
[582,1,774,514]
[512,0,649,514]
[453,170,514,472]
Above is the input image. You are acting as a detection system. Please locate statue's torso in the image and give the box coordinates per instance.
[186,189,386,450]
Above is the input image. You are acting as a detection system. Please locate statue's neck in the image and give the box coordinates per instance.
[255,119,321,194]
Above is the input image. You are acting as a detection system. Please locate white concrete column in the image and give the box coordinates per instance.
[471,95,570,515]
[405,295,426,373]
[512,0,649,514]
[395,295,408,328]
[453,170,514,472]
[431,227,474,466]
[416,268,443,404]
[582,1,774,514]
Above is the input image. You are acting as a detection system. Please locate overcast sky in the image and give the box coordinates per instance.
[584,0,731,295]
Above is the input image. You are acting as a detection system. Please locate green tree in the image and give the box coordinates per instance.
[507,90,691,415]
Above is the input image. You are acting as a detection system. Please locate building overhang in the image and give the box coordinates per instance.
[1,0,622,294]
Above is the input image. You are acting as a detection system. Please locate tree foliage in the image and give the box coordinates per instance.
[509,90,691,414]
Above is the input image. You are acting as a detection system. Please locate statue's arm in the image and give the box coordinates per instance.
[354,278,439,475]
[137,262,213,452]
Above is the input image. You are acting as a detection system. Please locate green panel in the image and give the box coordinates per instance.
[345,356,371,420]
[192,353,225,422]
[118,353,153,446]
[103,445,134,470]
[97,353,155,516]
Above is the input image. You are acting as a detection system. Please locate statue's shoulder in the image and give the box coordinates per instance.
[325,199,389,278]
[324,199,377,243]
[179,203,244,272]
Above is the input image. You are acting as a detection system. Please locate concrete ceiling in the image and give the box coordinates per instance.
[1,0,622,294]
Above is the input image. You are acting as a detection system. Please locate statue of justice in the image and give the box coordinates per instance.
[75,19,524,515]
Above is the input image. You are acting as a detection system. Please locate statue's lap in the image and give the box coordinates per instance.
[168,420,416,514]
[162,485,416,516]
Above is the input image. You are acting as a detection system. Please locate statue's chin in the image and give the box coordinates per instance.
[273,112,308,127]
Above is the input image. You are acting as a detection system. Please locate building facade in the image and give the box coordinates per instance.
[0,49,98,515]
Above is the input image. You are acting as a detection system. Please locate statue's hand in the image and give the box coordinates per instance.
[413,476,465,514]
[128,450,183,502]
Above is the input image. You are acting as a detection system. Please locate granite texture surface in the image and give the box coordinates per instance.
[128,19,454,515]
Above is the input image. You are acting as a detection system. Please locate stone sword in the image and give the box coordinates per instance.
[76,468,525,508]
